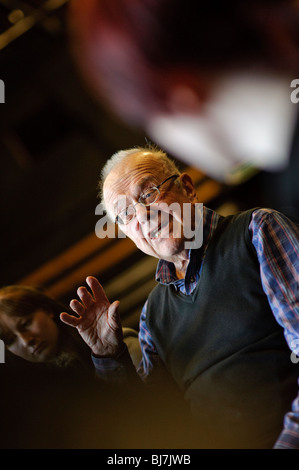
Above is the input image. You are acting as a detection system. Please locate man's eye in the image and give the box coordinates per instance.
[117,208,129,221]
[140,188,155,202]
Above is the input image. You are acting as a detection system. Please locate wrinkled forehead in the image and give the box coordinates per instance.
[103,152,165,205]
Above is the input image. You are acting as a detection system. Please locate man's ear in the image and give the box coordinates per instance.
[179,173,198,202]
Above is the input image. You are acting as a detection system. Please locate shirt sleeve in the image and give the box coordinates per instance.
[91,301,159,383]
[91,343,138,384]
[249,208,299,449]
[138,301,179,386]
[137,300,161,381]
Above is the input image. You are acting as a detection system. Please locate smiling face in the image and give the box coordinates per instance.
[1,309,60,363]
[103,151,198,263]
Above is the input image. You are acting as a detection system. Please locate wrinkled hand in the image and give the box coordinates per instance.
[60,276,124,357]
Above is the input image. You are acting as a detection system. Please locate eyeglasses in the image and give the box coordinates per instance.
[115,174,179,225]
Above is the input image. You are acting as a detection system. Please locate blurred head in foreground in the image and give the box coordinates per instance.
[68,0,299,184]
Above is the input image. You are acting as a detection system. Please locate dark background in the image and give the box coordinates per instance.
[0,0,297,328]
[0,0,298,451]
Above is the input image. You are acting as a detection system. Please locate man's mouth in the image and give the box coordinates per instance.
[149,219,170,239]
[152,228,162,239]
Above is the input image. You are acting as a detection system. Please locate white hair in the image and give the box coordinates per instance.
[101,148,142,183]
[98,145,181,209]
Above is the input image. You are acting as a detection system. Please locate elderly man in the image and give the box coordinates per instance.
[61,146,299,449]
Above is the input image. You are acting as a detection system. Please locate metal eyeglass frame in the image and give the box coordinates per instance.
[115,174,179,225]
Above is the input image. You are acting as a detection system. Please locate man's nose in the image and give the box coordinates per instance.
[132,204,154,237]
[134,203,151,224]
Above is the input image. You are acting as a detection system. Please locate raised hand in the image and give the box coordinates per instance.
[60,276,124,357]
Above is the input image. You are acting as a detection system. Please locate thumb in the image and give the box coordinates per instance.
[107,300,121,329]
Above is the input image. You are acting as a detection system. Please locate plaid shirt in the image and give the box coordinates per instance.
[93,206,299,449]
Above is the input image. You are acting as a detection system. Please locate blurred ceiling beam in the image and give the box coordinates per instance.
[0,0,69,49]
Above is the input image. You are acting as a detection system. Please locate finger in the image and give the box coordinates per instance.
[77,286,94,307]
[86,276,109,303]
[107,300,121,330]
[69,298,85,316]
[60,311,80,328]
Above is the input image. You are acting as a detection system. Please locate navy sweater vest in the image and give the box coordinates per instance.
[146,210,298,448]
